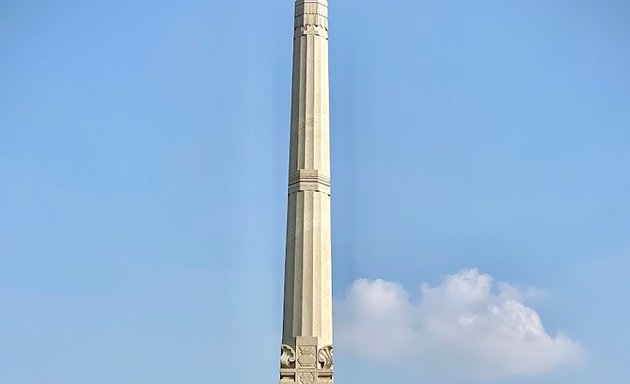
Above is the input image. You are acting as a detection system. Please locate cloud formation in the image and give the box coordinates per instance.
[336,269,584,381]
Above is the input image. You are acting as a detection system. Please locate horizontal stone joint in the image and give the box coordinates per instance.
[288,170,331,195]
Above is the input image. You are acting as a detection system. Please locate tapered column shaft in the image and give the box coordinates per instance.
[280,1,334,383]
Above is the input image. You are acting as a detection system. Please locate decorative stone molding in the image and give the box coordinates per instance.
[294,0,328,38]
[280,344,334,383]
[288,170,331,195]
[317,345,333,370]
[281,344,297,369]
[297,346,318,368]
[298,372,316,384]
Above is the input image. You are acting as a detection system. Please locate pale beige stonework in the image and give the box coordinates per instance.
[280,1,334,383]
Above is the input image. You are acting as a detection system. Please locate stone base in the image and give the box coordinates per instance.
[279,337,334,384]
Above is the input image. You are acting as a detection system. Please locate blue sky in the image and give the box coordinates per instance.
[1,0,629,383]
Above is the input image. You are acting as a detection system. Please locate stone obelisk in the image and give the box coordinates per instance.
[279,1,333,384]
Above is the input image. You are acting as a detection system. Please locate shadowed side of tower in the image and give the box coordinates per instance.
[280,1,333,384]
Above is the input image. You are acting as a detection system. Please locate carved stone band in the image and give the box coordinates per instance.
[288,170,331,195]
[294,25,328,39]
[294,0,328,38]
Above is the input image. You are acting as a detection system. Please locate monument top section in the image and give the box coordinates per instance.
[294,0,328,38]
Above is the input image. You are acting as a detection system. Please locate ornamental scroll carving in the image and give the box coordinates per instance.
[317,345,333,369]
[280,344,296,369]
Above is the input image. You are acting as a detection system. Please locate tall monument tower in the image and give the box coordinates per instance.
[279,1,333,384]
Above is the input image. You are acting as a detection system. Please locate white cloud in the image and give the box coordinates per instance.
[336,269,584,381]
